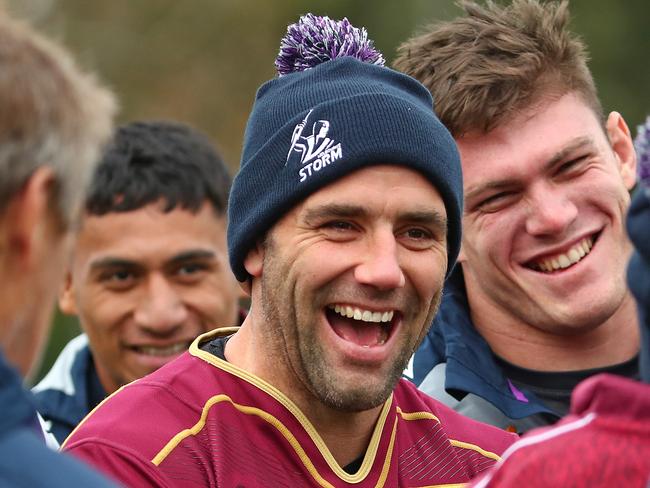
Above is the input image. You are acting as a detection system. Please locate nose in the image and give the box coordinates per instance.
[133,274,188,335]
[525,184,578,237]
[354,231,405,290]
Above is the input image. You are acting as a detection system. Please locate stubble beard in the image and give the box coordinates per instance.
[259,246,442,413]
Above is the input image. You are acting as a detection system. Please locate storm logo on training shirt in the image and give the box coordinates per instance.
[286,109,343,182]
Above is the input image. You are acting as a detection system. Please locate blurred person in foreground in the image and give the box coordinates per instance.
[33,120,243,444]
[0,8,118,487]
[468,117,650,487]
[62,14,516,487]
[395,0,639,433]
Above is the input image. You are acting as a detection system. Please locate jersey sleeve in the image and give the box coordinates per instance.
[66,439,174,488]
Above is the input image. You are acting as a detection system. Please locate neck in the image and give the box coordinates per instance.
[226,316,382,467]
[295,399,382,468]
[0,282,31,377]
[469,292,639,371]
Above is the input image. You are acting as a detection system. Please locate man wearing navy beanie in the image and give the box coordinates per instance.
[64,15,515,487]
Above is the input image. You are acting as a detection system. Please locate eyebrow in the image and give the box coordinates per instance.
[464,136,595,203]
[89,249,217,272]
[303,203,367,223]
[304,203,447,234]
[166,250,217,266]
[89,257,139,272]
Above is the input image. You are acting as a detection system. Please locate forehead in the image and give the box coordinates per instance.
[458,93,606,184]
[73,202,226,265]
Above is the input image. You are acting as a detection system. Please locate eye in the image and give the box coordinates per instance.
[319,220,359,242]
[174,262,210,283]
[398,227,439,251]
[556,156,588,177]
[324,220,355,231]
[404,228,430,240]
[475,191,517,213]
[177,263,203,275]
[101,270,132,282]
[99,269,137,290]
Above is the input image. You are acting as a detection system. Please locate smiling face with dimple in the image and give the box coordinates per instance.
[458,92,637,336]
[60,201,242,394]
[244,165,448,412]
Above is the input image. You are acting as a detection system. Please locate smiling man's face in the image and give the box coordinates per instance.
[61,201,242,394]
[247,165,448,411]
[458,92,637,335]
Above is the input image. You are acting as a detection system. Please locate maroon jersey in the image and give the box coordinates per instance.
[471,374,650,487]
[64,328,516,487]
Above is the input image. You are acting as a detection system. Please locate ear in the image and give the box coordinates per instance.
[58,271,78,315]
[457,240,467,263]
[1,167,58,269]
[243,240,265,279]
[606,111,637,190]
[239,241,265,297]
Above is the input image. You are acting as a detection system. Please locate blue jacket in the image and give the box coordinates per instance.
[0,349,116,487]
[32,334,106,444]
[627,187,650,383]
[406,268,559,432]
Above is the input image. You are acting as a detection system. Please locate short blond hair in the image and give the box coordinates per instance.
[394,0,601,137]
[0,10,116,224]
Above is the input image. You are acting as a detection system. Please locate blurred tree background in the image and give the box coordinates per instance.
[6,0,648,383]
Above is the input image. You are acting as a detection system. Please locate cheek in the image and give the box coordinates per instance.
[410,255,447,304]
[464,214,517,262]
[77,292,128,338]
[190,278,240,313]
[297,244,358,284]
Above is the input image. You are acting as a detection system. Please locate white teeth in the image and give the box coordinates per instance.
[558,254,571,268]
[328,305,394,323]
[137,342,187,357]
[534,237,595,273]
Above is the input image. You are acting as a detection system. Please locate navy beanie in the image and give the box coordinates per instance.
[228,28,463,283]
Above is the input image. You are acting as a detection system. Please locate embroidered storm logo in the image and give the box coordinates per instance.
[286,109,343,182]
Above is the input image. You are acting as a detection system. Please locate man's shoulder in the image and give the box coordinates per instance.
[394,379,518,455]
[33,334,90,398]
[32,334,95,442]
[471,375,650,487]
[571,373,650,420]
[0,426,115,487]
[62,349,227,459]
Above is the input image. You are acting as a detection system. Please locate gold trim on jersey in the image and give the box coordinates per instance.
[153,328,393,485]
[396,407,501,462]
[151,328,499,486]
[448,440,501,461]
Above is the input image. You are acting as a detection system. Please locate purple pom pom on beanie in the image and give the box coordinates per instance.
[275,14,385,76]
[635,116,650,187]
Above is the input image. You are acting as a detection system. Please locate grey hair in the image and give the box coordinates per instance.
[0,10,116,224]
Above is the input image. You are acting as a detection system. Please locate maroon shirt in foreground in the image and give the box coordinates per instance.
[471,374,650,487]
[64,328,516,487]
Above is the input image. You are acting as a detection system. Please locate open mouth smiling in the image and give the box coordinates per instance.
[525,232,600,273]
[325,304,399,348]
[128,341,190,357]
